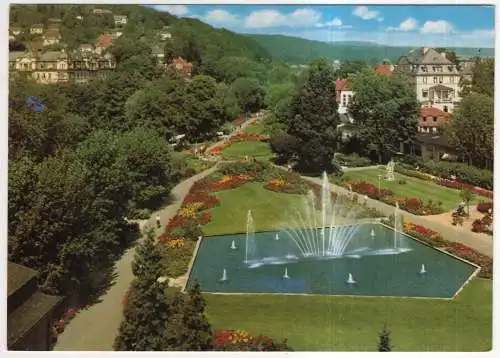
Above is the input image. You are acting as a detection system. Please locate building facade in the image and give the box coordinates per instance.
[394,47,472,113]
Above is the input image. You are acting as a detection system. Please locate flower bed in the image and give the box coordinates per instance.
[471,212,493,236]
[208,132,268,156]
[397,221,492,279]
[232,116,245,126]
[51,308,79,343]
[347,181,443,215]
[476,202,493,214]
[264,171,310,195]
[213,329,292,351]
[395,166,493,198]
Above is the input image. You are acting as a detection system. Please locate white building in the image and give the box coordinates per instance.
[335,79,354,120]
[394,47,473,113]
[114,15,128,26]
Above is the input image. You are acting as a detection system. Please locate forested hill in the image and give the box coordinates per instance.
[246,34,495,65]
[9,4,270,61]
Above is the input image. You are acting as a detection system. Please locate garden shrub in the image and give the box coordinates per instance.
[213,329,293,351]
[269,133,298,164]
[420,160,493,190]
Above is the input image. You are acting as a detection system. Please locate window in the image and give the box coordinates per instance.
[450,76,454,84]
[448,66,453,72]
[348,94,352,103]
[439,76,443,83]
[421,66,427,72]
[423,76,428,84]
[342,94,346,106]
[433,76,438,83]
[433,127,438,133]
[443,105,448,113]
[422,116,427,122]
[433,117,437,122]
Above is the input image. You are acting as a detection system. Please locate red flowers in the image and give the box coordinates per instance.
[476,202,493,214]
[213,329,292,351]
[437,178,493,198]
[232,116,245,125]
[349,181,394,200]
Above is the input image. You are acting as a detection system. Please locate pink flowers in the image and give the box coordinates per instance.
[436,178,493,198]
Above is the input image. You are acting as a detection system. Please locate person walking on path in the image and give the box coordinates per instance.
[156,215,161,228]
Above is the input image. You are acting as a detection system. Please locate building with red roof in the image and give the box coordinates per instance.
[374,64,394,75]
[95,34,113,55]
[418,107,450,134]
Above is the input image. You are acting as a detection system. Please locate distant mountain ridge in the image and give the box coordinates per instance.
[246,34,494,65]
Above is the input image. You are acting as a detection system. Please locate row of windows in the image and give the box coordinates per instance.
[418,126,442,134]
[341,94,353,106]
[421,76,455,84]
[421,89,455,99]
[420,65,456,73]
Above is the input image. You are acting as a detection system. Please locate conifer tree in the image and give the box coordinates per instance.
[378,324,392,352]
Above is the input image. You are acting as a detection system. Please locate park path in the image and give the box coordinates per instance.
[53,166,218,351]
[301,175,493,258]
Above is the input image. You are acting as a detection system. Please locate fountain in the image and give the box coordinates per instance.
[419,264,427,275]
[220,269,228,282]
[244,210,257,263]
[346,273,356,285]
[275,233,280,241]
[283,267,290,279]
[370,229,375,239]
[230,240,237,250]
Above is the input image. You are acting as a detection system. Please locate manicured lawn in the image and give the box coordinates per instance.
[243,122,266,134]
[203,182,304,236]
[221,141,273,160]
[341,168,477,212]
[204,278,492,351]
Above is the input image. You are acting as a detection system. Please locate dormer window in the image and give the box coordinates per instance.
[433,117,437,122]
[448,66,453,72]
[422,117,427,122]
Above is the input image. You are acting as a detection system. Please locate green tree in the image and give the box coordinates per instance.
[445,93,493,168]
[378,324,392,352]
[116,127,174,214]
[335,60,368,79]
[283,58,340,172]
[183,75,225,141]
[215,83,241,122]
[348,69,419,163]
[470,58,494,97]
[231,77,265,114]
[163,282,212,350]
[459,189,475,216]
[114,231,170,351]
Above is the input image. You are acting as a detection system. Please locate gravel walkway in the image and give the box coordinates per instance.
[53,166,217,351]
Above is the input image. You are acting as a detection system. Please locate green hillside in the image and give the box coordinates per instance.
[246,34,494,65]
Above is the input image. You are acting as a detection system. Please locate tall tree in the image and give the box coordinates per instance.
[378,324,392,352]
[445,93,493,168]
[231,77,265,114]
[283,58,340,172]
[348,68,419,163]
[114,230,170,351]
[470,58,494,97]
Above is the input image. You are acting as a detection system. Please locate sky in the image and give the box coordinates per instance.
[149,4,495,48]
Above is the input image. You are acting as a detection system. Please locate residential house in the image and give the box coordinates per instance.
[30,24,44,35]
[335,79,354,120]
[10,27,22,36]
[171,56,193,76]
[114,15,128,26]
[78,44,94,54]
[32,51,70,84]
[394,47,471,113]
[93,9,113,15]
[374,63,394,75]
[42,29,61,47]
[111,31,123,40]
[414,107,457,161]
[152,45,165,66]
[69,52,116,83]
[159,27,172,40]
[95,34,113,55]
[75,15,83,21]
[9,51,31,71]
[47,18,62,30]
[7,262,65,350]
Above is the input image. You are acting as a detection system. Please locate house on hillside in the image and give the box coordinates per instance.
[10,27,22,36]
[159,27,172,40]
[42,29,61,47]
[30,24,44,35]
[418,107,450,134]
[394,47,473,113]
[374,63,394,75]
[111,31,123,39]
[33,51,70,84]
[152,45,165,66]
[335,79,354,121]
[95,34,113,55]
[93,9,112,15]
[7,262,65,350]
[170,56,193,76]
[114,15,128,26]
[78,44,94,54]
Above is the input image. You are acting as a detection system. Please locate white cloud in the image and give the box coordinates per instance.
[352,6,380,20]
[244,8,322,29]
[316,17,352,29]
[387,17,418,32]
[420,20,454,33]
[154,5,189,17]
[203,10,239,26]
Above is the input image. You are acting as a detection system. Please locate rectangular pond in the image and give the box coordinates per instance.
[187,223,478,299]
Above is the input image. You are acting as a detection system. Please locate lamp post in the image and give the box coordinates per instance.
[377,174,382,196]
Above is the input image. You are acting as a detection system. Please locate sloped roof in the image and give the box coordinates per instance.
[375,64,392,75]
[97,34,113,48]
[421,48,452,65]
[420,107,449,117]
[335,79,349,91]
[39,51,67,61]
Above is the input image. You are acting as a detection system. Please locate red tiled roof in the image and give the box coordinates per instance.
[419,107,450,127]
[97,34,113,49]
[420,107,449,117]
[375,64,393,75]
[335,79,349,91]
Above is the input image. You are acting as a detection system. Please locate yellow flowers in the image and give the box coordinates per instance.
[179,202,204,217]
[269,178,287,187]
[167,239,185,248]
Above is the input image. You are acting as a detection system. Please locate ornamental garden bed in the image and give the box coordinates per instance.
[208,132,270,157]
[382,219,493,279]
[337,167,479,213]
